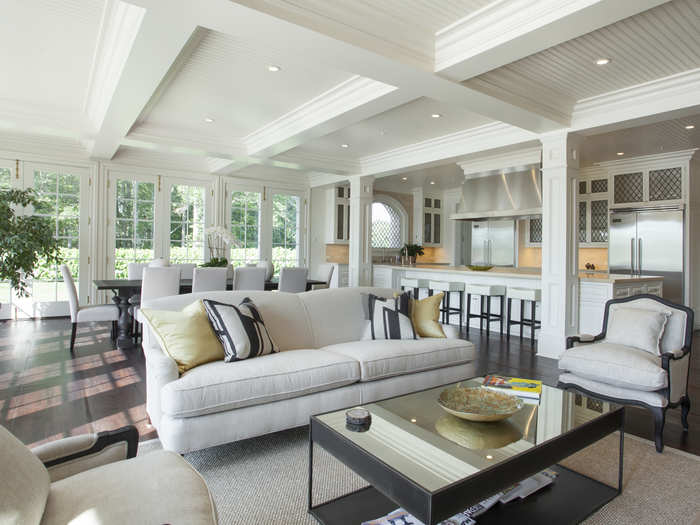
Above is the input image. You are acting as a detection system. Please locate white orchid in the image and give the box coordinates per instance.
[206,225,240,260]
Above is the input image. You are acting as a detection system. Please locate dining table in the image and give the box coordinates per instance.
[93,277,326,350]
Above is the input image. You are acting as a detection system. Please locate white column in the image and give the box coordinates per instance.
[349,175,374,286]
[538,132,582,359]
[411,187,424,244]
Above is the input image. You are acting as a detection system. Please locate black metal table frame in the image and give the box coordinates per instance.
[308,393,624,525]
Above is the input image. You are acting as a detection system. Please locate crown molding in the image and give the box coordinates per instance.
[307,172,349,188]
[457,145,541,177]
[360,123,537,177]
[0,130,91,165]
[243,76,396,155]
[124,127,247,159]
[271,150,360,175]
[594,148,699,170]
[84,0,145,132]
[571,68,700,132]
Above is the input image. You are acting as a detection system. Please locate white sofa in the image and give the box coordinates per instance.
[142,287,477,453]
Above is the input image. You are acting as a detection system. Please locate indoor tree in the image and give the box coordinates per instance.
[0,188,61,297]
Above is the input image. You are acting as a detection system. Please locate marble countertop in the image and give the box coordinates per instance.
[373,264,663,283]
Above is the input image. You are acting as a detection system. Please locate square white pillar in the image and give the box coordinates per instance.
[538,132,582,359]
[411,187,424,245]
[349,176,374,286]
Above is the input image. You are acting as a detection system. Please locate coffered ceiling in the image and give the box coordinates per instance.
[1,0,699,186]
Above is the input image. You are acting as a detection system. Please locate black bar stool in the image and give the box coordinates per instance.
[465,284,506,336]
[506,287,541,346]
[427,280,465,332]
[400,277,429,299]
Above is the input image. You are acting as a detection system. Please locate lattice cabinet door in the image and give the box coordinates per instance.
[613,172,644,204]
[649,167,682,202]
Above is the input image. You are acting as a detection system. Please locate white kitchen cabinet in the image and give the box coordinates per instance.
[423,196,442,246]
[326,185,350,243]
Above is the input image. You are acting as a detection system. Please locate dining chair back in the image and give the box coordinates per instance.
[173,263,196,280]
[60,264,80,323]
[127,262,148,280]
[141,267,182,305]
[278,267,308,293]
[192,267,228,292]
[233,267,266,291]
[148,258,169,267]
[311,263,334,289]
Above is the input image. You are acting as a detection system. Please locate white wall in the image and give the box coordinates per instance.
[308,186,328,279]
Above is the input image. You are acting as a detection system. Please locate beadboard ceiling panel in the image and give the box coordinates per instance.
[463,0,700,115]
[580,113,700,165]
[132,27,354,142]
[285,97,493,159]
[234,0,494,64]
[0,0,105,112]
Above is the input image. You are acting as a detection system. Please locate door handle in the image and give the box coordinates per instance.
[630,238,635,275]
[637,238,642,275]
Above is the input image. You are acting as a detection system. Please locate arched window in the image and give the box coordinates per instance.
[371,199,406,248]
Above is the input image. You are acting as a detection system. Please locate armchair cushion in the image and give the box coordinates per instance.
[41,450,217,525]
[0,425,49,525]
[559,342,667,391]
[606,306,670,356]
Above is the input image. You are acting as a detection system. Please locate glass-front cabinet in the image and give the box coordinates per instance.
[327,185,350,243]
[578,176,609,246]
[423,196,441,246]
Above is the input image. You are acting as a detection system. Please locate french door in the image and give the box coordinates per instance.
[12,162,90,318]
[108,172,213,276]
[0,160,16,319]
[270,189,306,274]
[226,182,262,268]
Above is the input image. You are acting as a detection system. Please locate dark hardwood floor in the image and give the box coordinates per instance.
[0,317,698,455]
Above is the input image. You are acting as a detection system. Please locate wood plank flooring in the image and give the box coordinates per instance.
[0,317,697,455]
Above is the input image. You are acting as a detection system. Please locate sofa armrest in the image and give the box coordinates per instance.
[32,426,138,482]
[661,346,692,404]
[143,339,179,428]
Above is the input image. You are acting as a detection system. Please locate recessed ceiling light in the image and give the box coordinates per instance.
[486,455,493,460]
[430,181,436,185]
[410,418,417,423]
[401,177,408,181]
[268,65,281,72]
[595,58,611,66]
[685,124,695,130]
[340,143,349,148]
[617,152,625,156]
[431,113,442,118]
[204,116,214,123]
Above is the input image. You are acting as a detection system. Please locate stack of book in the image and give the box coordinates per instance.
[482,375,542,402]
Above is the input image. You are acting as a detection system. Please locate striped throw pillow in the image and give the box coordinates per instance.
[202,298,278,361]
[368,292,416,340]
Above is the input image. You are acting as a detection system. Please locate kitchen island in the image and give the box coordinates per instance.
[372,264,663,337]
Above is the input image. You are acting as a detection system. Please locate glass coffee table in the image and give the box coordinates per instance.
[308,377,624,525]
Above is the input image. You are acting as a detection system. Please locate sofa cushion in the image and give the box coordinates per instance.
[366,293,416,341]
[40,450,216,525]
[0,425,50,525]
[558,342,667,391]
[321,338,476,382]
[411,293,446,338]
[161,349,360,417]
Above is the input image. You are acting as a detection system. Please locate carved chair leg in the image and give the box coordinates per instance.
[681,397,691,432]
[652,406,666,453]
[70,323,77,353]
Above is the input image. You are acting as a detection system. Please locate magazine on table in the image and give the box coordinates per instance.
[482,375,542,399]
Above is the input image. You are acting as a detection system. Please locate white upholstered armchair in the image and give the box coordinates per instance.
[1,425,217,524]
[558,294,693,453]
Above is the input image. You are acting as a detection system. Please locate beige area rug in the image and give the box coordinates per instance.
[139,428,700,524]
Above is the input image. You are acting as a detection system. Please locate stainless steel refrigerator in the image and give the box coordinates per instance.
[608,207,684,305]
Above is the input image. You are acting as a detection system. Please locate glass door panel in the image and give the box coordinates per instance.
[230,190,261,268]
[0,162,16,319]
[114,178,156,278]
[271,192,303,274]
[167,183,208,265]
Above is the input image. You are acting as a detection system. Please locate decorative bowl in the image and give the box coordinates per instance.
[468,265,494,272]
[438,386,524,422]
[435,415,522,449]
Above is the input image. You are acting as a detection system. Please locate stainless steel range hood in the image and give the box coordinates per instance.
[449,167,543,221]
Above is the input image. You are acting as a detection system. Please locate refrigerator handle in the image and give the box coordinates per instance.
[630,238,636,276]
[638,238,642,275]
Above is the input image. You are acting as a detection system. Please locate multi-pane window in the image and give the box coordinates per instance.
[115,180,155,278]
[272,194,300,273]
[230,191,261,268]
[170,184,205,265]
[0,167,10,189]
[371,202,402,248]
[0,168,12,307]
[32,170,80,302]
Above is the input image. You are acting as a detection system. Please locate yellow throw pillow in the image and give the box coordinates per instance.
[411,292,446,338]
[141,300,225,374]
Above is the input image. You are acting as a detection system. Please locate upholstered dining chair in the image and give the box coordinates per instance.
[173,263,197,280]
[232,267,265,291]
[0,424,218,525]
[192,267,228,292]
[60,265,119,353]
[278,267,308,293]
[558,294,693,452]
[134,267,182,338]
[310,263,334,290]
[127,262,148,337]
[149,257,169,267]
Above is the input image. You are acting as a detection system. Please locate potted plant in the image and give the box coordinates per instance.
[401,244,424,266]
[0,189,61,298]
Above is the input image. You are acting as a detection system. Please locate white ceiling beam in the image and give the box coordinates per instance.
[89,4,196,159]
[435,0,671,81]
